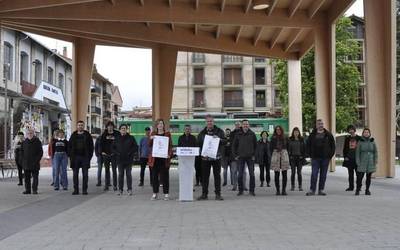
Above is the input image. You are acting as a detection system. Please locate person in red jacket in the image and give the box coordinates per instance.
[148,119,172,201]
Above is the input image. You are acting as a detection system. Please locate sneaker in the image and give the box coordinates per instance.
[138,182,144,187]
[318,191,326,196]
[63,187,68,191]
[151,194,158,201]
[231,187,237,191]
[32,191,38,195]
[299,187,303,191]
[244,188,248,192]
[355,190,360,196]
[237,191,243,196]
[72,191,79,195]
[260,182,264,187]
[50,182,54,186]
[222,182,227,186]
[127,190,133,196]
[215,194,224,200]
[118,191,123,196]
[267,183,271,187]
[290,187,295,191]
[306,191,315,196]
[365,190,371,195]
[345,187,354,191]
[164,194,169,201]
[22,191,31,195]
[54,188,60,191]
[249,192,256,196]
[197,194,208,200]
[17,182,23,186]
[276,190,281,196]
[82,191,88,195]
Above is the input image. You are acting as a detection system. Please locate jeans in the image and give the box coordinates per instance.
[151,158,169,194]
[97,156,103,185]
[53,152,68,189]
[24,169,39,193]
[290,156,303,188]
[356,172,372,191]
[201,159,221,195]
[72,155,90,193]
[118,163,132,191]
[259,164,270,185]
[140,157,152,185]
[231,161,247,189]
[103,155,118,188]
[310,158,330,192]
[238,157,255,193]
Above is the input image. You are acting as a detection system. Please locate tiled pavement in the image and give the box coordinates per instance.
[1,165,400,250]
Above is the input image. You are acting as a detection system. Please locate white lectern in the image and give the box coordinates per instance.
[176,147,199,201]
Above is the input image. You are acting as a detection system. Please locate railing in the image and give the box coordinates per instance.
[192,53,205,63]
[224,99,244,107]
[222,55,243,63]
[91,86,101,95]
[254,57,266,63]
[256,100,266,107]
[192,99,206,108]
[91,106,101,115]
[103,92,112,100]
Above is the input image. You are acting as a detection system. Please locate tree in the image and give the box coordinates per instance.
[273,17,361,133]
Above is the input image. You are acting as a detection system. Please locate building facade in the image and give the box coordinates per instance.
[171,52,282,119]
[0,28,122,157]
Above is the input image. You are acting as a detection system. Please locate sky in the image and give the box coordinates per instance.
[29,0,364,111]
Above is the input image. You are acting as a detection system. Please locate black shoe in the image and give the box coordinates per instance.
[138,182,144,187]
[276,190,281,196]
[54,188,60,191]
[290,187,295,191]
[299,187,303,191]
[17,182,23,186]
[365,190,371,195]
[72,191,79,195]
[195,183,200,187]
[281,190,287,196]
[96,183,101,187]
[355,190,360,196]
[306,191,315,196]
[50,182,54,186]
[22,191,31,195]
[222,182,227,186]
[231,187,237,191]
[237,191,243,196]
[32,191,38,195]
[82,191,88,195]
[244,188,248,192]
[345,187,354,191]
[197,194,208,200]
[249,192,256,196]
[267,183,271,187]
[260,182,264,187]
[113,186,118,191]
[215,194,224,200]
[318,191,327,196]
[104,187,109,191]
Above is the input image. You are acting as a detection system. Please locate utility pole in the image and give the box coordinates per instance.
[3,63,9,159]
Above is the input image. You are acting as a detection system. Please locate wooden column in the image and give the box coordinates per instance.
[71,38,95,130]
[364,0,396,177]
[288,60,303,133]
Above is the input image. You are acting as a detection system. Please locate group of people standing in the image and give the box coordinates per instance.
[13,115,378,199]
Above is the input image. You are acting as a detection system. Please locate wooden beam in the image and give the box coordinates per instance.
[194,23,198,35]
[0,0,103,13]
[139,0,144,6]
[3,19,298,59]
[170,23,175,31]
[145,22,150,27]
[109,0,116,5]
[245,0,252,13]
[0,1,323,29]
[328,0,355,24]
[195,0,199,10]
[253,26,264,46]
[288,0,302,18]
[215,25,221,39]
[220,0,226,12]
[298,29,314,59]
[168,0,172,8]
[269,27,283,49]
[235,26,243,43]
[267,0,278,16]
[308,0,325,19]
[284,28,302,52]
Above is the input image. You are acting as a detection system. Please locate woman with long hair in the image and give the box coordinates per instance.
[288,127,306,191]
[255,131,271,187]
[148,119,173,200]
[270,126,290,195]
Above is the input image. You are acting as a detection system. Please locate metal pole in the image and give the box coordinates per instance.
[3,64,9,159]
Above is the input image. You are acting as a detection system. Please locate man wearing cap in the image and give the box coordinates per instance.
[139,127,152,186]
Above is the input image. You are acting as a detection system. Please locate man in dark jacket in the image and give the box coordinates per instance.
[233,119,258,196]
[197,115,226,201]
[342,125,361,191]
[178,125,197,147]
[100,121,121,191]
[306,119,336,196]
[69,120,94,195]
[230,121,247,191]
[114,124,138,195]
[21,129,43,194]
[14,131,25,186]
[95,136,103,186]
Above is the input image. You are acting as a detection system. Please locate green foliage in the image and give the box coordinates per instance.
[273,17,361,133]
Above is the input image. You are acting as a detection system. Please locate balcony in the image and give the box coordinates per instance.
[91,106,101,115]
[222,55,243,64]
[254,57,266,63]
[91,86,101,96]
[104,110,112,119]
[256,100,266,107]
[103,92,112,100]
[192,53,205,64]
[224,99,244,108]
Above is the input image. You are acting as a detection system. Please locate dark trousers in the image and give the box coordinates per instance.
[140,157,152,185]
[310,158,330,192]
[72,155,90,193]
[290,156,303,188]
[346,163,357,189]
[118,163,132,191]
[201,159,221,195]
[259,164,270,185]
[151,158,169,194]
[195,157,202,185]
[238,157,255,192]
[103,155,118,188]
[356,172,372,191]
[24,169,39,193]
[274,170,287,191]
[17,163,24,184]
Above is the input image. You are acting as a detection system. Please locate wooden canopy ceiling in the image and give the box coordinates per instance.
[0,0,354,60]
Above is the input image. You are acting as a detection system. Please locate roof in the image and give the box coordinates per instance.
[0,0,355,60]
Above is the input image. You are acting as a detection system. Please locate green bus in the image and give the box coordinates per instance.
[117,118,288,146]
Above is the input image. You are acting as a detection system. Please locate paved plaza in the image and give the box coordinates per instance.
[1,165,400,250]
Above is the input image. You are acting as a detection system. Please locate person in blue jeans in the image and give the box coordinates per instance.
[306,119,336,196]
[52,130,69,191]
[139,127,151,186]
